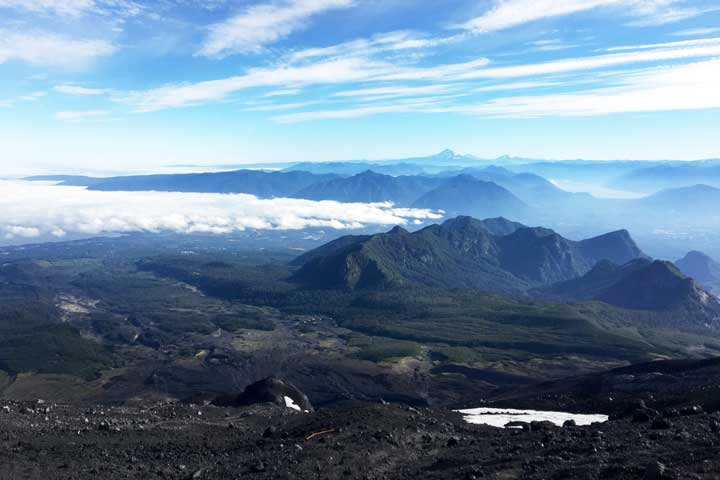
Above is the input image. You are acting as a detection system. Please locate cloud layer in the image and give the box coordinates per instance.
[197,0,354,58]
[0,181,441,241]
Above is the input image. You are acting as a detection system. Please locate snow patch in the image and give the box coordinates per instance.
[284,396,302,412]
[458,407,608,429]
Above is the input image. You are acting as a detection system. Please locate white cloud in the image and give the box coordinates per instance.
[0,0,142,17]
[0,30,117,66]
[242,100,322,111]
[288,30,465,62]
[0,180,441,241]
[54,85,111,95]
[460,0,626,33]
[672,27,720,36]
[459,0,706,33]
[117,37,720,113]
[197,0,354,58]
[118,56,491,112]
[118,56,391,111]
[264,88,302,97]
[0,91,48,108]
[332,84,456,98]
[18,91,48,101]
[473,81,561,92]
[431,58,720,118]
[604,36,720,51]
[0,0,96,16]
[273,97,450,122]
[453,40,720,79]
[55,110,112,121]
[624,4,720,26]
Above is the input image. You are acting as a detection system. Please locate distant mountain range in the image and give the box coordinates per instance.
[26,156,720,261]
[410,175,533,221]
[291,170,442,205]
[29,167,572,221]
[291,216,644,292]
[676,251,720,295]
[611,164,720,193]
[636,184,720,211]
[39,170,341,198]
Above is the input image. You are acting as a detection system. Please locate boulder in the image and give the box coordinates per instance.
[212,377,314,412]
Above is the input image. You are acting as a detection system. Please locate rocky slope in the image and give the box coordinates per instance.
[1,397,719,479]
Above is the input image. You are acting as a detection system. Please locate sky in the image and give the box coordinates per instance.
[2,0,720,174]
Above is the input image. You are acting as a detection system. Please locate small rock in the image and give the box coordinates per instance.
[632,410,652,423]
[680,405,703,416]
[643,460,672,480]
[446,437,460,447]
[263,426,276,438]
[651,418,672,430]
[563,419,576,428]
[530,421,556,432]
[709,419,720,433]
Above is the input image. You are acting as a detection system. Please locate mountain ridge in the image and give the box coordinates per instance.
[292,216,645,292]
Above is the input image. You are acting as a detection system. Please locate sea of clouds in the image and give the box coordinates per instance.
[0,180,442,242]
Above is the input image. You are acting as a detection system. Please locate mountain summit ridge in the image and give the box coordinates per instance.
[292,216,646,292]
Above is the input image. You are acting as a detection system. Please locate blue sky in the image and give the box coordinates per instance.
[2,0,720,174]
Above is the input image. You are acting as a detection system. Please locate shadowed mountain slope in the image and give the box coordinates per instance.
[411,175,533,221]
[676,251,720,295]
[292,216,645,291]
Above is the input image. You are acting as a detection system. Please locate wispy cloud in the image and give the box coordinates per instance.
[0,0,96,16]
[0,29,116,66]
[264,88,302,97]
[453,40,720,79]
[671,26,720,36]
[196,0,354,58]
[118,56,389,111]
[116,36,720,114]
[18,91,47,101]
[1,91,48,108]
[624,4,720,26]
[0,180,441,240]
[288,30,465,62]
[459,0,705,33]
[242,100,322,111]
[0,0,142,17]
[116,56,492,112]
[529,38,579,52]
[432,58,720,118]
[55,110,111,121]
[272,97,451,123]
[54,85,111,95]
[473,81,562,92]
[459,0,625,33]
[332,84,456,99]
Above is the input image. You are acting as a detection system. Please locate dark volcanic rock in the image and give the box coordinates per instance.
[651,418,672,430]
[0,400,719,479]
[212,377,314,412]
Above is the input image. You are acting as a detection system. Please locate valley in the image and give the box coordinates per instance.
[2,218,719,412]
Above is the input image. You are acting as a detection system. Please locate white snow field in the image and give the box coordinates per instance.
[458,407,608,428]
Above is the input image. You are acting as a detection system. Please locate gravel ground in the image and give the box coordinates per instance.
[2,399,720,479]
